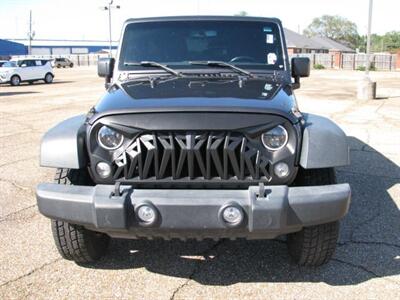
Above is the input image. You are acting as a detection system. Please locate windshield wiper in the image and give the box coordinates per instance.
[189,61,256,78]
[124,61,182,77]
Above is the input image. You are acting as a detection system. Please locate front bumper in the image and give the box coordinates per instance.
[0,75,10,83]
[36,183,351,239]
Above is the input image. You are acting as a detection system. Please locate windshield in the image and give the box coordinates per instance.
[2,61,17,68]
[119,20,285,72]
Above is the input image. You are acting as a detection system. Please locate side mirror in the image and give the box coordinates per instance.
[97,57,115,87]
[291,57,310,89]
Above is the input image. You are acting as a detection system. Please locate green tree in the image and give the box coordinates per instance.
[303,15,359,49]
[362,31,400,53]
[235,11,248,16]
[381,31,400,52]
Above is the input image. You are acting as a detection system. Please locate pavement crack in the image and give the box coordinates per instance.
[169,240,224,300]
[338,240,400,249]
[0,178,34,192]
[346,210,382,245]
[0,258,62,288]
[0,156,37,169]
[332,258,400,286]
[0,204,37,223]
[332,258,380,277]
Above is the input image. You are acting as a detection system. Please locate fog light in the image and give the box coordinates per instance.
[137,205,157,224]
[222,205,244,225]
[274,162,290,178]
[96,162,111,178]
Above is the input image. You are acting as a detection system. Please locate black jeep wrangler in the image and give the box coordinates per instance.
[37,16,351,266]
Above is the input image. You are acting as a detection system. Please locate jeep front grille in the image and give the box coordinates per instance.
[112,132,271,182]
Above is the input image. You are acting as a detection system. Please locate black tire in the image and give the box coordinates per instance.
[292,167,336,186]
[51,168,109,263]
[287,168,339,266]
[56,64,61,68]
[70,63,74,68]
[10,75,21,86]
[44,73,53,84]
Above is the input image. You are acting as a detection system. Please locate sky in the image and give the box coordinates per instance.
[0,0,399,41]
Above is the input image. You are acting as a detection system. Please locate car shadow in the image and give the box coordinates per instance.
[84,136,400,286]
[0,91,40,96]
[0,80,74,87]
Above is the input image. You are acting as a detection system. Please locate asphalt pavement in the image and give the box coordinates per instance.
[0,68,399,299]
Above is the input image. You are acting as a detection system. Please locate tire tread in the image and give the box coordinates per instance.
[51,168,109,263]
[288,168,339,266]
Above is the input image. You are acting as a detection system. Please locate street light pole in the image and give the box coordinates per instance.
[101,1,120,58]
[357,0,376,100]
[27,10,35,55]
[365,0,373,77]
[108,1,112,56]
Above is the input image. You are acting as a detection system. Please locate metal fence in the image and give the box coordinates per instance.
[290,53,397,71]
[12,53,398,71]
[11,54,110,66]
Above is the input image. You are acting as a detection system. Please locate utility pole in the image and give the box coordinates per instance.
[357,0,376,100]
[28,10,34,55]
[365,0,373,76]
[101,1,120,57]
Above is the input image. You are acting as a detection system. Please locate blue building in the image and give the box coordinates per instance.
[0,39,27,57]
[6,39,118,55]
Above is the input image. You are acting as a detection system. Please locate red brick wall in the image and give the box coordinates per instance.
[287,48,295,55]
[329,50,342,68]
[397,50,400,70]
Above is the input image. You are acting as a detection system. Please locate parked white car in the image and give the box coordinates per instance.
[0,59,54,86]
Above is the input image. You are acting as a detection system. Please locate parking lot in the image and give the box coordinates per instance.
[0,67,399,299]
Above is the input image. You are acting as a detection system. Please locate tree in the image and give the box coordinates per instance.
[303,15,359,49]
[361,31,400,53]
[380,31,400,52]
[235,11,248,16]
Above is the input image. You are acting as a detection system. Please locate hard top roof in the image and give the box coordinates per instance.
[124,15,282,25]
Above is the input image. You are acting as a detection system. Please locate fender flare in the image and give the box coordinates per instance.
[40,115,87,169]
[299,113,350,169]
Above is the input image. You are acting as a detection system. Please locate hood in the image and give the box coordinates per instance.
[92,77,299,123]
[0,67,15,72]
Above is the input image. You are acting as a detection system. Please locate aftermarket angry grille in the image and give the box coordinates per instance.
[112,132,271,182]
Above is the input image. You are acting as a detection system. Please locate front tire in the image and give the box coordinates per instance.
[287,168,339,266]
[51,168,109,263]
[10,75,21,86]
[51,220,110,263]
[287,221,339,266]
[44,73,53,84]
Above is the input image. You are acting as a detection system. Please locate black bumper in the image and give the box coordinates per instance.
[36,183,351,239]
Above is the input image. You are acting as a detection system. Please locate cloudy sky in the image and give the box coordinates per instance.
[0,0,399,41]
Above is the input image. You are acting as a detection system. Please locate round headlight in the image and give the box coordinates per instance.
[97,126,124,150]
[261,125,288,151]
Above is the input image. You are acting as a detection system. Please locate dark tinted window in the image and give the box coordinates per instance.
[19,60,36,67]
[119,20,285,71]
